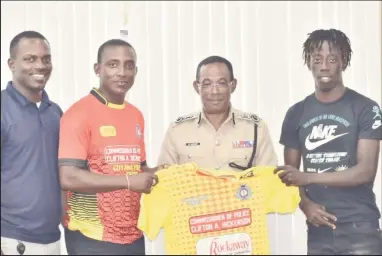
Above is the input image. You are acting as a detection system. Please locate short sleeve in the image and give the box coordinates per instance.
[139,114,147,165]
[279,103,304,150]
[52,102,63,118]
[257,168,301,214]
[58,105,64,117]
[58,110,89,168]
[1,103,7,148]
[138,171,171,240]
[256,121,278,166]
[1,118,6,147]
[157,123,179,165]
[358,101,382,140]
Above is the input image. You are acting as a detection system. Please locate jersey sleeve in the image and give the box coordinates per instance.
[138,113,147,166]
[257,168,301,214]
[279,103,303,150]
[138,171,171,240]
[358,101,382,140]
[58,110,89,168]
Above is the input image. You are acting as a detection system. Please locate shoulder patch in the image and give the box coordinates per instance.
[174,114,199,124]
[237,112,262,123]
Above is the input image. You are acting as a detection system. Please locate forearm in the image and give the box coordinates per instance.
[142,163,169,173]
[141,165,155,173]
[60,166,128,193]
[298,187,311,207]
[308,165,374,188]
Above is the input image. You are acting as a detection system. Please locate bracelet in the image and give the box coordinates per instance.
[125,174,130,190]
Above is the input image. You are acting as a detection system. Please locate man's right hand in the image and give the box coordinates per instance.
[128,172,158,194]
[300,199,337,229]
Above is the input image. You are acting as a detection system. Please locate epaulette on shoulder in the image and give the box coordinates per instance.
[173,113,199,125]
[236,112,262,124]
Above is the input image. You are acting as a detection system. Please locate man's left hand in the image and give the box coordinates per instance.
[145,163,169,174]
[157,163,169,171]
[274,165,310,186]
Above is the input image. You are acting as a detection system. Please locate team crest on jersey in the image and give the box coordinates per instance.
[236,185,252,200]
[136,124,142,139]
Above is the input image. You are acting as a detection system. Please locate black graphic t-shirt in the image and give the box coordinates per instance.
[280,88,382,223]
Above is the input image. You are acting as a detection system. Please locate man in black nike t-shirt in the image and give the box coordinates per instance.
[275,29,382,255]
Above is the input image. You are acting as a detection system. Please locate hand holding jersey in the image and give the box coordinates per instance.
[274,165,337,229]
[134,164,170,191]
[274,164,311,186]
[143,163,169,174]
[127,172,158,194]
[58,40,157,254]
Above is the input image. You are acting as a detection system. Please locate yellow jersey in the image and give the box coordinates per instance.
[138,163,300,255]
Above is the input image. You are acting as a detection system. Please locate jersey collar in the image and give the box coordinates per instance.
[90,88,126,109]
[196,166,257,181]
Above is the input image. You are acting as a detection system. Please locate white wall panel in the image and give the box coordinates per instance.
[1,1,381,255]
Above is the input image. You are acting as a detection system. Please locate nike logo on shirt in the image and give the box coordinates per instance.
[317,167,331,174]
[372,120,381,130]
[305,133,349,150]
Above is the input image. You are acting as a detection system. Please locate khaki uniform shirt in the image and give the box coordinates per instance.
[157,108,278,171]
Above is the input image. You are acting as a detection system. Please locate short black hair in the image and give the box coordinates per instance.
[302,28,353,70]
[196,56,234,81]
[9,30,49,58]
[97,39,136,63]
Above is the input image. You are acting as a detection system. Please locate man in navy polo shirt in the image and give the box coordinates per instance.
[1,31,63,255]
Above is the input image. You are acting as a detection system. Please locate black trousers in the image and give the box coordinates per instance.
[64,228,145,255]
[307,220,382,255]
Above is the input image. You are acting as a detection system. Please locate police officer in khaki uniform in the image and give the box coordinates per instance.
[157,56,277,170]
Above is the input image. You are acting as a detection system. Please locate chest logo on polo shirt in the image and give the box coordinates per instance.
[100,125,117,137]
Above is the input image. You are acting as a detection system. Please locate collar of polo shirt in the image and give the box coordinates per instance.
[6,81,51,107]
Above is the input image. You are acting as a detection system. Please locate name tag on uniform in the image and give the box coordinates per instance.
[186,142,200,146]
[232,140,254,148]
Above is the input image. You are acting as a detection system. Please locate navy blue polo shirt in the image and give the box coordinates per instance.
[1,82,63,244]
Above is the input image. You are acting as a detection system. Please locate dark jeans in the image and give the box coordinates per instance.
[64,228,145,255]
[307,220,382,255]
